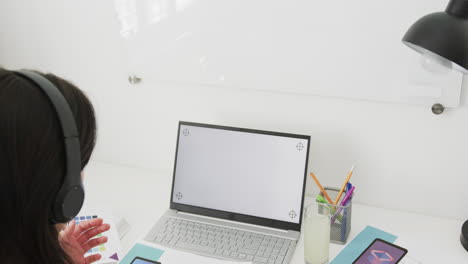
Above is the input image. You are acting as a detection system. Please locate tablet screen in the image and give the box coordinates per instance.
[353,239,408,264]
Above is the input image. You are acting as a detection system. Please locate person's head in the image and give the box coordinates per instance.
[0,68,96,263]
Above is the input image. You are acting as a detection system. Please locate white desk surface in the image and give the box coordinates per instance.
[83,161,468,264]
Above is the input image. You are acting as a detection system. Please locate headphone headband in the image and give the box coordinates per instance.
[15,70,84,223]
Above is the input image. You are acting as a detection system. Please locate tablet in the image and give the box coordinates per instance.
[130,257,161,264]
[353,238,408,264]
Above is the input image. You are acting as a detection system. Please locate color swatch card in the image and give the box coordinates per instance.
[75,207,122,264]
[121,242,252,264]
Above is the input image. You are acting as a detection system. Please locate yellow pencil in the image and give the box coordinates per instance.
[309,172,334,204]
[334,165,355,205]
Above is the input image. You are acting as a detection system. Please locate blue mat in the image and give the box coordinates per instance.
[330,226,397,264]
[120,243,165,264]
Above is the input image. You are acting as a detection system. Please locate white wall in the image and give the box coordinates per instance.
[1,0,468,220]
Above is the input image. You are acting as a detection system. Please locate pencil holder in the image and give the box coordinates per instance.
[318,187,353,244]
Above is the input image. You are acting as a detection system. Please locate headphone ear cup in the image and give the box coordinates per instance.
[52,183,85,223]
[53,136,83,223]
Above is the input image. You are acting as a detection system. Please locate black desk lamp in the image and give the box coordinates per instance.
[402,0,468,251]
[403,0,468,73]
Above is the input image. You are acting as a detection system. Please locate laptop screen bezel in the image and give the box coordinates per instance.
[170,121,310,232]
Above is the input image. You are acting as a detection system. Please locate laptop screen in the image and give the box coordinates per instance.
[171,122,309,227]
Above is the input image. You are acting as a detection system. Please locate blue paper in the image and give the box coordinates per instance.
[120,243,165,264]
[330,226,397,264]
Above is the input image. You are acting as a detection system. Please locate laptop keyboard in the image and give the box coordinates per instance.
[145,217,294,264]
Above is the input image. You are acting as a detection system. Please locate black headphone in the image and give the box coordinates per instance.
[15,70,84,224]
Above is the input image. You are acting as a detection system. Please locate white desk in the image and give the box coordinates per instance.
[83,161,468,264]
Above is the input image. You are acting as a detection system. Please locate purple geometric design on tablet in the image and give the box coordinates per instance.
[367,250,394,264]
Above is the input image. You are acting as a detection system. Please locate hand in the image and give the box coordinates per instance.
[59,218,111,264]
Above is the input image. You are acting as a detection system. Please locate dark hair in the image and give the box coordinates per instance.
[0,68,97,263]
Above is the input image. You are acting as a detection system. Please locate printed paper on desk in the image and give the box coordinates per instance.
[121,241,252,264]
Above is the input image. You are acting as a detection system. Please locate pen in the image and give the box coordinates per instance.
[331,186,355,223]
[341,186,355,207]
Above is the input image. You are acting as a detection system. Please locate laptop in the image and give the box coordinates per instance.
[144,121,310,264]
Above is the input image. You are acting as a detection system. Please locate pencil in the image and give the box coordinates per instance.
[333,165,355,205]
[309,172,334,204]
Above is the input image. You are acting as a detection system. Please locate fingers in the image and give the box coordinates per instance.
[82,236,108,252]
[84,253,102,264]
[73,218,104,236]
[77,223,111,245]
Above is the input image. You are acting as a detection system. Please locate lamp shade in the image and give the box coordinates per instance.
[402,0,468,74]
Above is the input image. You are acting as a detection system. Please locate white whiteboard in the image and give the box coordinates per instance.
[115,0,462,107]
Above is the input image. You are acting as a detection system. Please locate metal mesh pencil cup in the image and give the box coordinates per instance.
[318,187,353,244]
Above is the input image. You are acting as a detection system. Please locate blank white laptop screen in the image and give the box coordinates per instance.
[172,124,309,224]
